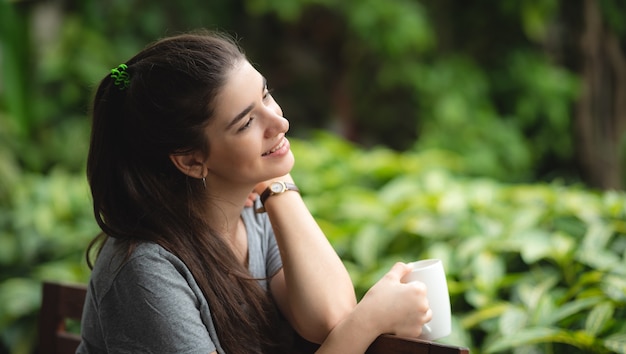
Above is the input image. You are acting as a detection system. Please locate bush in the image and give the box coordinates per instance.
[0,133,624,353]
[0,169,96,354]
[291,132,626,354]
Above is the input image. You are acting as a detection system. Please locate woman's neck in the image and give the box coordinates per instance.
[203,189,250,266]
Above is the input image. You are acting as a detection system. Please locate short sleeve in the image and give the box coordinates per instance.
[242,203,283,281]
[262,214,283,278]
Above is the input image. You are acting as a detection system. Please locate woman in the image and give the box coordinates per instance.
[78,30,431,354]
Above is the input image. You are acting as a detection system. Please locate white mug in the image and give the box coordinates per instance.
[401,259,452,340]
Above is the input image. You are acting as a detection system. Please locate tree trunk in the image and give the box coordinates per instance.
[575,0,626,190]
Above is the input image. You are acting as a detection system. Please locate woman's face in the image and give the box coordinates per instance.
[204,60,294,186]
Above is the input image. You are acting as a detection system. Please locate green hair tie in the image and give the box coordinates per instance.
[110,64,130,90]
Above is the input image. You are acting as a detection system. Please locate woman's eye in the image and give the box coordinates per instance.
[263,88,273,100]
[238,117,254,132]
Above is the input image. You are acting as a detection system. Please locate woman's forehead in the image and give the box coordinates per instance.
[211,61,264,126]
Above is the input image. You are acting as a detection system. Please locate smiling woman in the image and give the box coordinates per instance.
[78,29,432,354]
[199,59,294,186]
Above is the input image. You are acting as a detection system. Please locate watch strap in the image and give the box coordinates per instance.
[256,182,299,213]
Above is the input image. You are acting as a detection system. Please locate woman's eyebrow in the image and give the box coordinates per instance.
[226,76,268,130]
[227,103,254,129]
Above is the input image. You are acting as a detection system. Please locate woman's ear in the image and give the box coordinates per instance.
[169,151,207,178]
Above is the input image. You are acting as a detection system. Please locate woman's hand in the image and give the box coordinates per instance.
[357,262,432,338]
[243,192,259,207]
[314,263,432,353]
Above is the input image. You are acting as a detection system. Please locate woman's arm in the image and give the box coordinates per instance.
[262,177,431,349]
[263,175,356,343]
[315,263,432,353]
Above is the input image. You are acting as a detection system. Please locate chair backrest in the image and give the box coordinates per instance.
[366,334,470,354]
[38,282,87,354]
[293,332,470,354]
[38,281,470,354]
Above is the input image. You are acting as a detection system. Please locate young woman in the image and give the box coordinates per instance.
[78,30,431,354]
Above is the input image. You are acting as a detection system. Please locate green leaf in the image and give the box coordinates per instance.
[461,302,510,329]
[378,175,422,205]
[515,273,559,313]
[518,228,554,264]
[352,224,384,268]
[499,306,528,336]
[585,301,614,336]
[485,327,589,353]
[0,231,19,265]
[0,278,41,329]
[582,221,615,251]
[543,296,603,325]
[577,249,622,272]
[604,333,626,354]
[602,274,626,302]
[471,251,505,293]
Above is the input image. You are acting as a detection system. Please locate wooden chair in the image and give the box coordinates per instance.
[364,334,470,354]
[38,282,86,354]
[38,281,470,354]
[293,331,470,354]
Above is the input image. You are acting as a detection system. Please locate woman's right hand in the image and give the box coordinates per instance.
[357,262,432,338]
[313,262,432,354]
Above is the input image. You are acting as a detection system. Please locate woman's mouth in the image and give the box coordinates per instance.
[262,138,288,156]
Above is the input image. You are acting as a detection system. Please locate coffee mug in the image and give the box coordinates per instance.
[401,259,451,340]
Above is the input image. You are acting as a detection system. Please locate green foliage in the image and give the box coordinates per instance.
[0,132,624,353]
[0,1,31,138]
[399,56,538,181]
[244,0,583,184]
[290,133,626,354]
[0,169,97,353]
[1,1,625,353]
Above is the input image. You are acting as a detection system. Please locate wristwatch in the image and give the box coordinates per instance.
[256,181,300,213]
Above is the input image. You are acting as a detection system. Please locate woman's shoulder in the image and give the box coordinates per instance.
[91,239,195,298]
[118,241,192,280]
[130,240,176,261]
[97,238,181,269]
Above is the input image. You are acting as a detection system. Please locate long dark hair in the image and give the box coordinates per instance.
[86,30,283,353]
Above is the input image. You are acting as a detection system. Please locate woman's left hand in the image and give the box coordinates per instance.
[244,192,259,207]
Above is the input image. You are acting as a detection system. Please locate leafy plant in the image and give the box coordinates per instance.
[290,133,626,353]
[0,170,97,354]
[0,132,623,353]
[1,1,625,353]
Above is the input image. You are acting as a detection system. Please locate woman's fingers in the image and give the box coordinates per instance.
[244,192,259,207]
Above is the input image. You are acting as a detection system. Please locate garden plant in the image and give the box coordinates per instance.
[1,0,625,353]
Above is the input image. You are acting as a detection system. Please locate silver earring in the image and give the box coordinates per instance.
[202,176,206,189]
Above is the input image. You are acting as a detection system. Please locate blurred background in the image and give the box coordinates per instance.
[1,0,625,353]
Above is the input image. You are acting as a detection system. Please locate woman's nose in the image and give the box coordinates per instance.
[265,116,289,138]
[264,107,288,137]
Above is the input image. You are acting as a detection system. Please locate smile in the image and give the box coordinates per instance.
[262,138,286,156]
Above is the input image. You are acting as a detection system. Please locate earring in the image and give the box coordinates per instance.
[202,176,206,189]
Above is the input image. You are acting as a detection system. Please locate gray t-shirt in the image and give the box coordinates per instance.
[77,205,283,354]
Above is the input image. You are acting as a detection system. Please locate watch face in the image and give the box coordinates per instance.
[270,182,285,193]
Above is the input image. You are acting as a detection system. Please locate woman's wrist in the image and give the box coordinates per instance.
[352,296,385,338]
[254,173,295,193]
[256,181,300,213]
[321,303,381,352]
